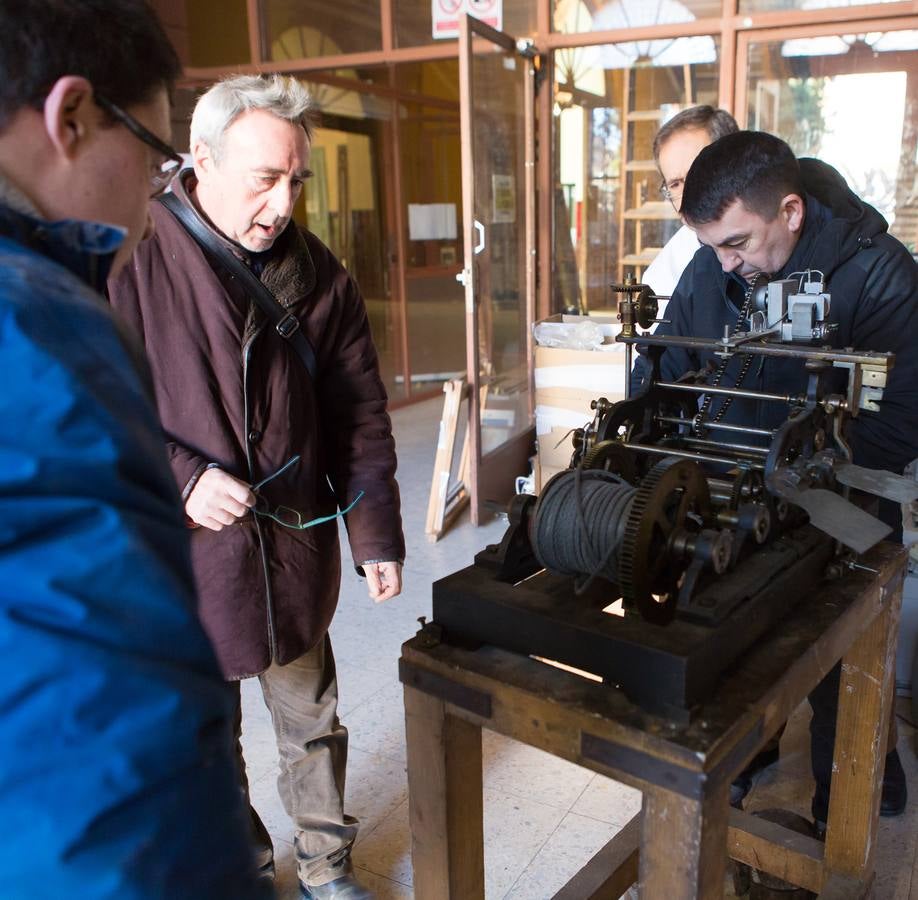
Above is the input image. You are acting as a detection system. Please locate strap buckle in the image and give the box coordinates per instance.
[276,313,300,338]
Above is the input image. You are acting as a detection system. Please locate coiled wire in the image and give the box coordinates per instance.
[531,468,636,594]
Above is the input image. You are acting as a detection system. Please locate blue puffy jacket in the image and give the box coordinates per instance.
[0,200,271,899]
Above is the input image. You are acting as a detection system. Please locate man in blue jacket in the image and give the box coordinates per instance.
[634,130,917,829]
[0,2,270,897]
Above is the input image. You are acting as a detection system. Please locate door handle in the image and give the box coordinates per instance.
[473,220,486,255]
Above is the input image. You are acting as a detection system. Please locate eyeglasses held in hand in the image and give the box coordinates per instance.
[251,455,364,531]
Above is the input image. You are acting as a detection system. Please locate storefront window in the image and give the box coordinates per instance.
[169,87,201,153]
[553,0,720,35]
[553,37,720,310]
[398,82,465,396]
[264,0,382,59]
[738,0,901,15]
[154,0,251,67]
[744,28,918,251]
[292,78,405,400]
[395,0,537,48]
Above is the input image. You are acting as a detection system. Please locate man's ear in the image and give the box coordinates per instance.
[781,193,806,234]
[191,139,215,182]
[43,76,95,160]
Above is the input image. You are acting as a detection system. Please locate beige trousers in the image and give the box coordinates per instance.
[232,634,359,887]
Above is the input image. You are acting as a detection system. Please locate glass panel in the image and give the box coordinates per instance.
[395,60,461,102]
[405,275,466,389]
[399,87,464,395]
[168,87,201,153]
[395,0,537,48]
[553,39,720,310]
[264,0,381,59]
[294,81,405,402]
[155,0,250,67]
[469,43,531,456]
[739,0,901,15]
[745,29,918,251]
[553,0,721,35]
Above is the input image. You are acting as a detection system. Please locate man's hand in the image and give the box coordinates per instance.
[185,467,255,531]
[364,561,402,603]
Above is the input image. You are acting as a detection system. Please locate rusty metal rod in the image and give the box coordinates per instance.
[630,443,765,469]
[680,437,770,456]
[655,415,774,437]
[657,380,805,404]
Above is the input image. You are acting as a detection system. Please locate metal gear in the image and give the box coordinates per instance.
[619,457,712,625]
[580,440,638,484]
[729,468,764,511]
[610,281,658,330]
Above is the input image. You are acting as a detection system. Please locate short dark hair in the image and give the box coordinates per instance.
[0,0,181,129]
[652,105,738,165]
[680,131,805,225]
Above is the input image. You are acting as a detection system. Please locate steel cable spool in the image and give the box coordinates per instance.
[530,468,636,592]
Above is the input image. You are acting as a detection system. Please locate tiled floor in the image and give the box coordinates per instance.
[241,396,918,899]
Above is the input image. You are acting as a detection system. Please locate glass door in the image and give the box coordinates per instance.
[459,14,537,524]
[736,20,918,252]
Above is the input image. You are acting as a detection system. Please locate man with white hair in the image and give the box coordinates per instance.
[109,74,405,900]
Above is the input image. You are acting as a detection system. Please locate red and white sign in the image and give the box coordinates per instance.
[432,0,502,40]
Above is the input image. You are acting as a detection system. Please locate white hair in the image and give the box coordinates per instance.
[190,74,317,161]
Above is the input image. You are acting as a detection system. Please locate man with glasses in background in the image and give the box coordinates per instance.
[642,105,739,300]
[109,74,405,900]
[0,1,269,897]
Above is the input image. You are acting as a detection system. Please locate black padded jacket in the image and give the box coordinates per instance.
[632,158,918,477]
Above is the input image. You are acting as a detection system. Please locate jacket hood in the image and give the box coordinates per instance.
[798,157,889,278]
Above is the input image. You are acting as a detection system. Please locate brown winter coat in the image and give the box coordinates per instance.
[108,172,404,678]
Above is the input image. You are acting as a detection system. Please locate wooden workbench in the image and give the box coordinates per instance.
[399,543,906,899]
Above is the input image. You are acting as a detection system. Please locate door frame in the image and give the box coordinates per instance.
[459,13,537,524]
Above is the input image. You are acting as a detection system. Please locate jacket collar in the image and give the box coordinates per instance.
[172,168,316,307]
[0,172,123,291]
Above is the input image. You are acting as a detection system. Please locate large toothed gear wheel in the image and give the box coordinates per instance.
[580,440,638,484]
[619,457,712,625]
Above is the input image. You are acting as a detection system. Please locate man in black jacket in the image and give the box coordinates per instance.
[634,130,917,828]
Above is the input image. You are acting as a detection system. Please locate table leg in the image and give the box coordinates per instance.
[638,780,731,899]
[403,684,485,899]
[823,590,901,882]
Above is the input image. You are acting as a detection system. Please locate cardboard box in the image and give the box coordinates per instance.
[534,314,627,490]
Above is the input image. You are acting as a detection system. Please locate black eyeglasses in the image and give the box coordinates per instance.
[94,93,183,198]
[660,178,684,204]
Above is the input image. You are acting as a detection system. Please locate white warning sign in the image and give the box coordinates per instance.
[432,0,503,40]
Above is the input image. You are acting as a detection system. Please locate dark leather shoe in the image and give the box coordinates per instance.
[300,874,375,899]
[880,748,907,817]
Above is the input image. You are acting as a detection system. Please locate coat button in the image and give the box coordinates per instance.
[248,429,261,444]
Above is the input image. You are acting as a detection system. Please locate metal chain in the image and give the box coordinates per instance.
[693,276,764,432]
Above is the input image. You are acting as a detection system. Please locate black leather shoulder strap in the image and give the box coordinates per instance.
[159,191,317,381]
